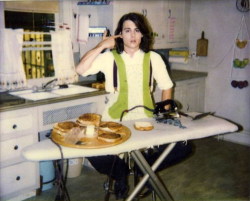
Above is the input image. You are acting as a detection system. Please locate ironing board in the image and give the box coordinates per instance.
[22,114,238,200]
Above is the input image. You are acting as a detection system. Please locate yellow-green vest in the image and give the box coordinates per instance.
[108,50,154,119]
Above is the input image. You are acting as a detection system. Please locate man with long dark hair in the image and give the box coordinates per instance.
[77,13,173,121]
[76,13,192,199]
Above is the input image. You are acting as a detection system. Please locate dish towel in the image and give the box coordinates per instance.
[76,14,89,44]
[50,30,78,85]
[169,56,188,64]
[0,28,27,90]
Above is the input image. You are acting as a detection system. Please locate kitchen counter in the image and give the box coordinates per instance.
[0,70,207,112]
[170,70,207,82]
[0,88,107,113]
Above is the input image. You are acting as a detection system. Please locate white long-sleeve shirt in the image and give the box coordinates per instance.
[81,50,173,121]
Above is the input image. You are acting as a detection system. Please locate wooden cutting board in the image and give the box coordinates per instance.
[196,31,208,56]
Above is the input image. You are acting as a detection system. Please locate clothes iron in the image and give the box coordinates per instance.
[153,100,186,128]
[153,99,179,118]
[119,99,180,122]
[120,99,213,126]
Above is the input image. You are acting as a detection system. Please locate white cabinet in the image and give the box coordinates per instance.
[0,162,38,200]
[174,77,205,112]
[165,0,190,48]
[112,0,190,49]
[0,109,35,141]
[154,77,206,112]
[0,94,106,200]
[73,0,190,50]
[0,135,35,166]
[0,108,39,200]
[113,0,168,49]
[73,2,114,33]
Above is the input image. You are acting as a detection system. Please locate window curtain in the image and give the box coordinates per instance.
[50,29,78,85]
[0,28,27,90]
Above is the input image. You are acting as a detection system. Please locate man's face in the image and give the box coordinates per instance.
[121,20,143,52]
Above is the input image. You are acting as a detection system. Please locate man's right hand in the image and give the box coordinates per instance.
[100,31,122,50]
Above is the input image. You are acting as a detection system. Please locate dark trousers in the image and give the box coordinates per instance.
[87,141,193,181]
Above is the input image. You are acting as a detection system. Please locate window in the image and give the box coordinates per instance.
[5,11,56,80]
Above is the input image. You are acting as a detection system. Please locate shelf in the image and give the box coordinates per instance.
[77,1,110,6]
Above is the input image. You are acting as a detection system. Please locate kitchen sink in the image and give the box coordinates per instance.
[52,85,97,95]
[9,90,60,101]
[9,85,98,101]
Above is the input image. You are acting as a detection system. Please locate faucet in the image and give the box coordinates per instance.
[42,78,58,91]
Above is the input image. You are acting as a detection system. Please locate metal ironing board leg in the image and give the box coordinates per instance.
[126,143,176,201]
[130,151,166,201]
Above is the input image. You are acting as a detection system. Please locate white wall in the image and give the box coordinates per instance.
[0,2,4,29]
[171,0,250,145]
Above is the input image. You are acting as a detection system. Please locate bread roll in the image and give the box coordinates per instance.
[97,130,121,143]
[77,113,101,127]
[134,121,154,131]
[100,121,123,132]
[92,82,105,89]
[53,121,79,136]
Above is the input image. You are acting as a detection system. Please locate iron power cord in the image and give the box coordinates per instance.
[50,137,71,201]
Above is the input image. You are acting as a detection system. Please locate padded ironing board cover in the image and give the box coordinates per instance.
[22,114,238,161]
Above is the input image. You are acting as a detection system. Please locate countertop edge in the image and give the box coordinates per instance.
[0,70,208,112]
[170,70,208,82]
[0,90,107,113]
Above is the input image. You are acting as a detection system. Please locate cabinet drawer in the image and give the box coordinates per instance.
[0,108,37,141]
[0,162,39,199]
[0,135,36,167]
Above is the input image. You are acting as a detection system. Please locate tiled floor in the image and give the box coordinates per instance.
[25,137,250,201]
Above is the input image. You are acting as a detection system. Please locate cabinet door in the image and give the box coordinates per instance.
[165,0,190,48]
[113,0,166,49]
[174,78,205,113]
[113,0,190,49]
[113,0,143,24]
[143,1,168,49]
[185,80,205,112]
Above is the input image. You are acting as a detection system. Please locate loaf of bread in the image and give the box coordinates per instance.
[134,121,154,131]
[77,113,101,127]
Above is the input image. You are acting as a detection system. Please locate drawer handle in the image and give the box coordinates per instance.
[12,124,17,129]
[16,176,21,181]
[14,145,19,150]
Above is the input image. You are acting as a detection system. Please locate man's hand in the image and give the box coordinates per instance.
[76,31,122,75]
[99,31,122,49]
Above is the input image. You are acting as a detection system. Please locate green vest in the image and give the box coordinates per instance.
[108,50,154,119]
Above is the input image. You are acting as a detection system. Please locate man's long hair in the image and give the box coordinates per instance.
[114,12,153,54]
